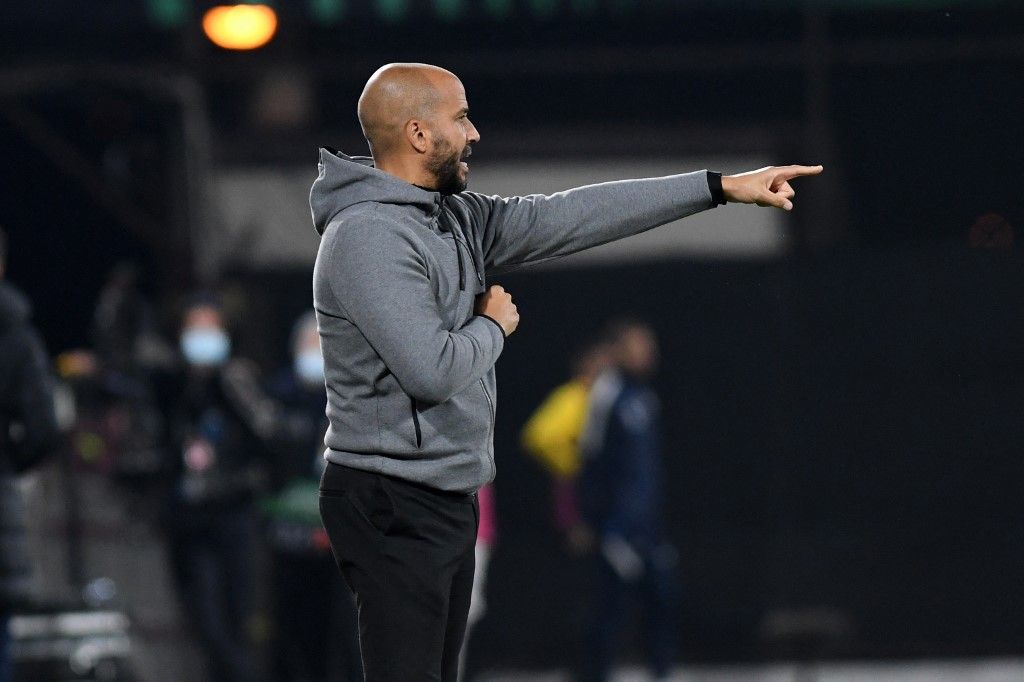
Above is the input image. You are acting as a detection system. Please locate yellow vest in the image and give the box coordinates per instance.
[520,380,590,479]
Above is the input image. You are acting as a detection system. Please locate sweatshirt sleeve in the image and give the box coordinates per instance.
[324,220,504,405]
[461,171,715,272]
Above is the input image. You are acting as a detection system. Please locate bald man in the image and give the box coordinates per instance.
[310,63,821,681]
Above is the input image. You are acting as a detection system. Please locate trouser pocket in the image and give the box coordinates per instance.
[319,465,395,535]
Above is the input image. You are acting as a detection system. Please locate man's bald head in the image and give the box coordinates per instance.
[356,62,480,193]
[357,63,460,157]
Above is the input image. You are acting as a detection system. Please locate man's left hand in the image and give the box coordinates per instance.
[722,165,824,211]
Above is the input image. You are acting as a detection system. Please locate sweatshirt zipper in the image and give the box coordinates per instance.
[410,396,422,448]
[437,196,467,292]
[432,201,468,288]
[455,237,466,291]
[479,378,496,478]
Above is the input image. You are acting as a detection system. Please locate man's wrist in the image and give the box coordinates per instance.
[477,314,507,338]
[707,171,727,206]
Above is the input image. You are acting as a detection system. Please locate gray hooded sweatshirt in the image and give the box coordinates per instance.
[310,148,716,493]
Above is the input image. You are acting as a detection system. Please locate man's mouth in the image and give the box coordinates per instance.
[459,146,472,168]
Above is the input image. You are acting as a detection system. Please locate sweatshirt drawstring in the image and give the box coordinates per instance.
[437,196,467,292]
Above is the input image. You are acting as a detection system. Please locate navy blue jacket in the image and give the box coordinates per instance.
[579,370,664,550]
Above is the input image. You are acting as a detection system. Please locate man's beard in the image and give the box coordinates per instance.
[426,138,468,195]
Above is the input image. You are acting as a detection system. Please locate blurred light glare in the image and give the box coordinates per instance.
[433,0,465,22]
[310,0,346,24]
[202,4,278,51]
[146,0,191,27]
[528,0,558,20]
[375,0,410,22]
[483,0,513,20]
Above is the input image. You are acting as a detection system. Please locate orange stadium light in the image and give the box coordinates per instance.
[202,4,278,51]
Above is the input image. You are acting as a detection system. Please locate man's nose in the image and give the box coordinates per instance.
[468,120,480,144]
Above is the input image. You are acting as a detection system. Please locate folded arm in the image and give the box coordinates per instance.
[326,222,504,405]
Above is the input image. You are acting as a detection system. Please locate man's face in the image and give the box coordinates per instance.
[425,77,479,195]
[182,305,224,335]
[617,327,659,378]
[574,343,612,385]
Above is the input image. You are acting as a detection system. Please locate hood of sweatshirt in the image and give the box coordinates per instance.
[309,148,442,236]
[0,281,31,333]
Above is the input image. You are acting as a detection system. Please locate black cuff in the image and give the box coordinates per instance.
[478,314,507,339]
[707,171,727,206]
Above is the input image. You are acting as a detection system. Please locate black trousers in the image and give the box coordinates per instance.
[319,463,478,682]
[167,506,261,682]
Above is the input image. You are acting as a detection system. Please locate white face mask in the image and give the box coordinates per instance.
[295,350,325,385]
[180,328,231,367]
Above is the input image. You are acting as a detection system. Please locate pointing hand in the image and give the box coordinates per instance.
[722,165,824,211]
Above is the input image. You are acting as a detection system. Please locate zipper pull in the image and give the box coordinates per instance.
[455,238,466,291]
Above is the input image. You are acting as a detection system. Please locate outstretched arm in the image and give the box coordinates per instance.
[463,171,715,272]
[462,165,823,272]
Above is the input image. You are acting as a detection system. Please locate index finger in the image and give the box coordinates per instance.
[778,165,824,180]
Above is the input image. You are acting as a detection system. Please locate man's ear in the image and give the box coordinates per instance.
[405,119,430,154]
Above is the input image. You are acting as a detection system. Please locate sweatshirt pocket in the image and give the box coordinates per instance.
[410,396,422,448]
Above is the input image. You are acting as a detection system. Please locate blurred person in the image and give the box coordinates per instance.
[0,227,61,682]
[161,295,271,682]
[261,312,361,682]
[93,262,153,371]
[311,61,821,681]
[91,262,175,378]
[578,320,677,681]
[522,342,610,552]
[82,263,172,484]
[459,482,496,681]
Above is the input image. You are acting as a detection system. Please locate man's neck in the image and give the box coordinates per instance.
[375,156,436,191]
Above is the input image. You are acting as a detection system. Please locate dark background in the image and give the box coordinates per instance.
[227,248,1024,667]
[1,0,1022,671]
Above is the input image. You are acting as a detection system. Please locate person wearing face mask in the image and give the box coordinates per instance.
[260,312,361,682]
[161,295,270,682]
